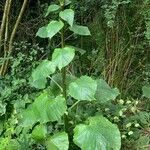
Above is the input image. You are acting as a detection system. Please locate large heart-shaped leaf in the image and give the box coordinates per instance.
[69,24,91,36]
[142,85,150,98]
[95,79,120,103]
[52,47,75,70]
[36,21,64,39]
[59,9,74,26]
[73,116,121,150]
[21,92,67,127]
[45,4,60,17]
[47,21,64,39]
[36,26,47,38]
[45,132,69,150]
[69,76,97,101]
[30,60,56,89]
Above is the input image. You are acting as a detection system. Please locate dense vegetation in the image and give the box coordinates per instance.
[0,0,150,149]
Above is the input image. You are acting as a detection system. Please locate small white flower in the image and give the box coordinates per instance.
[119,99,124,105]
[126,100,131,104]
[126,122,132,128]
[128,131,133,135]
[135,123,140,127]
[121,135,126,138]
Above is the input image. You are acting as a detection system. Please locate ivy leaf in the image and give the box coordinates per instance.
[69,24,91,36]
[45,132,69,150]
[45,4,60,17]
[52,47,75,70]
[69,76,97,101]
[142,85,150,98]
[59,9,74,26]
[32,124,47,141]
[73,116,121,150]
[47,20,64,39]
[21,92,67,127]
[30,60,56,89]
[36,26,47,38]
[95,79,120,103]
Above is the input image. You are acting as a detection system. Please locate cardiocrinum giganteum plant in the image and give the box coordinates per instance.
[21,0,121,149]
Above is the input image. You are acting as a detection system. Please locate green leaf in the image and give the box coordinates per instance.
[30,60,56,89]
[36,21,64,39]
[32,124,47,141]
[142,85,150,98]
[64,0,71,5]
[45,4,60,17]
[71,46,86,55]
[59,9,74,26]
[59,0,71,6]
[73,116,121,150]
[36,26,47,38]
[47,20,64,39]
[21,91,67,127]
[0,138,20,150]
[69,76,97,101]
[52,47,75,70]
[50,73,76,96]
[95,79,120,103]
[0,121,3,135]
[45,132,69,150]
[69,24,91,36]
[0,101,6,116]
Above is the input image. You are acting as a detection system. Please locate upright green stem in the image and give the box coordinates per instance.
[61,26,67,99]
[60,1,69,133]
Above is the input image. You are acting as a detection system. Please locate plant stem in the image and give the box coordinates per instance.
[61,29,67,99]
[60,1,69,133]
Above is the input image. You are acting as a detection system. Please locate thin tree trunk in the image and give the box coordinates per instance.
[0,0,10,54]
[0,0,12,75]
[0,0,28,75]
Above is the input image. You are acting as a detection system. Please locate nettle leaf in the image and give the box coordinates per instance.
[69,24,91,36]
[32,124,47,141]
[59,9,74,26]
[73,116,121,150]
[30,60,56,89]
[69,76,97,101]
[45,132,69,150]
[95,79,120,103]
[47,20,64,39]
[142,85,150,98]
[45,4,60,17]
[36,21,64,39]
[52,47,75,70]
[21,92,67,127]
[36,26,47,38]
